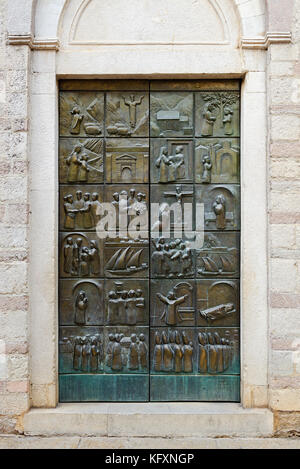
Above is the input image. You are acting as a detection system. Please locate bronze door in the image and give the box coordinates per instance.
[59,80,240,402]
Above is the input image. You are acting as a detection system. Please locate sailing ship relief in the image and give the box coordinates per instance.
[105,246,148,276]
[197,233,239,278]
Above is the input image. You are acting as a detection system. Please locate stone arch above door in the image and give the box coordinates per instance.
[7,0,284,50]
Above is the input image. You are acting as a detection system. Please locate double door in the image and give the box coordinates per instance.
[59,80,240,402]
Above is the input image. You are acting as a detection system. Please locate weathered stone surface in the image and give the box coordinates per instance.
[274,411,300,436]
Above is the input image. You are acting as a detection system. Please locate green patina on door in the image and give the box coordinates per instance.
[59,79,241,402]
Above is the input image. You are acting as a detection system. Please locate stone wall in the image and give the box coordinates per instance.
[268,0,300,433]
[0,0,30,433]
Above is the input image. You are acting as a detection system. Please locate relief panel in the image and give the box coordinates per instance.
[106,92,149,137]
[150,327,239,375]
[104,185,149,232]
[151,184,194,231]
[103,326,149,373]
[150,92,194,137]
[104,279,149,326]
[196,184,240,231]
[60,185,104,232]
[196,232,240,278]
[195,92,240,138]
[150,280,195,327]
[150,328,195,374]
[60,92,104,137]
[106,138,149,183]
[151,236,195,279]
[196,279,240,327]
[59,232,104,278]
[59,138,104,184]
[196,328,240,375]
[59,279,104,326]
[59,326,104,374]
[104,241,149,279]
[150,138,193,184]
[195,138,240,184]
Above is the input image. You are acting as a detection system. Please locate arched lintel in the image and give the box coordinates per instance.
[6,0,291,52]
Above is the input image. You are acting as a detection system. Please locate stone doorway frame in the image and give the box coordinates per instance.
[6,0,292,416]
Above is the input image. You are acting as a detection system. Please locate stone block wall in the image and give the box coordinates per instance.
[0,0,30,433]
[268,0,300,432]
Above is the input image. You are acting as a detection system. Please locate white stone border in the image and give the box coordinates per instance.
[8,0,273,410]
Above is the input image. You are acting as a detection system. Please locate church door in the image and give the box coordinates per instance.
[58,80,240,402]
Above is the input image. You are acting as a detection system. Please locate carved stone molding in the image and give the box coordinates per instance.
[241,32,292,50]
[7,34,60,51]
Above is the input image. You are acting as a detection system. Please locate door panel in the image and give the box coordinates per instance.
[59,80,240,402]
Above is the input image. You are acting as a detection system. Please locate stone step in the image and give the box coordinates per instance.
[22,403,273,438]
[1,436,300,450]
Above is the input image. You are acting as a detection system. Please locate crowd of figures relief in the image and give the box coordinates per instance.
[153,330,235,374]
[152,238,193,277]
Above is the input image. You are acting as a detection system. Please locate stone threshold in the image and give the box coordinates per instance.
[22,403,273,438]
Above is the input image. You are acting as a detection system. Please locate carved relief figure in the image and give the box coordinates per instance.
[74,290,88,325]
[156,146,186,183]
[152,238,193,278]
[182,332,193,373]
[138,334,148,370]
[89,240,100,275]
[128,334,139,370]
[108,188,147,234]
[63,190,103,230]
[173,331,183,373]
[66,145,82,181]
[70,106,84,135]
[156,146,169,183]
[63,334,103,373]
[162,331,174,372]
[213,194,226,229]
[61,93,104,136]
[106,282,145,325]
[153,332,163,372]
[201,155,212,183]
[105,332,148,372]
[111,334,123,371]
[198,333,208,373]
[64,195,77,229]
[201,103,216,136]
[152,330,194,373]
[64,139,103,183]
[123,95,145,128]
[157,290,188,326]
[63,237,74,274]
[163,184,193,227]
[198,92,239,137]
[197,331,234,374]
[223,105,233,135]
[62,235,101,277]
